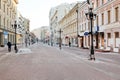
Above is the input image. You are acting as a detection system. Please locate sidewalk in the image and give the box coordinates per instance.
[0,45,23,57]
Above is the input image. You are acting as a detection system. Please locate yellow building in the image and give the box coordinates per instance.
[23,18,30,32]
[94,0,120,52]
[0,0,18,46]
[59,3,81,46]
[23,17,30,45]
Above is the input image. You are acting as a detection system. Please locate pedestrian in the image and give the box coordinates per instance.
[69,41,71,47]
[7,41,12,52]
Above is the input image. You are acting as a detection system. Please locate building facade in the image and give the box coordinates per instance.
[16,11,25,45]
[59,2,82,47]
[0,0,18,46]
[40,26,50,43]
[54,0,120,52]
[78,0,120,52]
[49,3,75,45]
[78,1,90,48]
[93,0,120,52]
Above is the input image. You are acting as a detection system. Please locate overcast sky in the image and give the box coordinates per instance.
[18,0,85,31]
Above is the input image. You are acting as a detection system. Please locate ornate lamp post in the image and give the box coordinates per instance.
[85,0,96,60]
[12,21,18,53]
[25,31,28,47]
[50,27,53,46]
[58,28,63,50]
[76,9,79,47]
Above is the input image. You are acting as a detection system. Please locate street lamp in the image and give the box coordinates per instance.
[58,28,63,50]
[76,9,79,47]
[25,31,28,47]
[50,27,53,46]
[85,1,96,60]
[12,21,18,53]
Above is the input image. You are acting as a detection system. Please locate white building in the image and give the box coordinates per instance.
[31,26,50,42]
[49,3,75,45]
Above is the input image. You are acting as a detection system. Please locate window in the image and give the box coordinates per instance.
[85,23,86,30]
[96,0,98,7]
[115,32,119,38]
[115,7,119,22]
[115,32,119,47]
[4,4,5,12]
[108,10,111,24]
[108,33,111,38]
[102,0,104,4]
[7,8,9,15]
[88,22,90,31]
[92,3,94,9]
[82,24,83,31]
[102,13,104,25]
[96,16,99,25]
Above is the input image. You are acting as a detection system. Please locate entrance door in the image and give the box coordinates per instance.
[101,33,104,47]
[96,33,99,49]
[80,37,84,47]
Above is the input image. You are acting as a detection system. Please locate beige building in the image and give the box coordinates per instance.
[93,0,120,52]
[0,0,18,46]
[31,26,50,43]
[59,2,81,46]
[23,17,30,46]
[40,26,50,43]
[31,28,41,40]
[58,0,120,52]
[78,0,120,52]
[49,3,75,45]
[78,1,90,48]
[16,11,25,45]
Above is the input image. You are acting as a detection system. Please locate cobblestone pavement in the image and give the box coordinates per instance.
[0,43,120,80]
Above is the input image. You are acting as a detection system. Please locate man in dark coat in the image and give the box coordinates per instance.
[7,42,12,52]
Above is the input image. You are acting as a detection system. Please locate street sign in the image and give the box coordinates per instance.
[84,32,89,36]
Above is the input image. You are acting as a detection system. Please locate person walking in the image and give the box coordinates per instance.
[69,41,71,47]
[7,42,12,52]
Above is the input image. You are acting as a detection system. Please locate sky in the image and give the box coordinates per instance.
[18,0,85,31]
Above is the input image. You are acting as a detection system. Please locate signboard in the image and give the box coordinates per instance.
[84,32,89,36]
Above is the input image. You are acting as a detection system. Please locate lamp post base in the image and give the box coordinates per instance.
[88,54,95,60]
[14,46,18,53]
[88,49,95,60]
